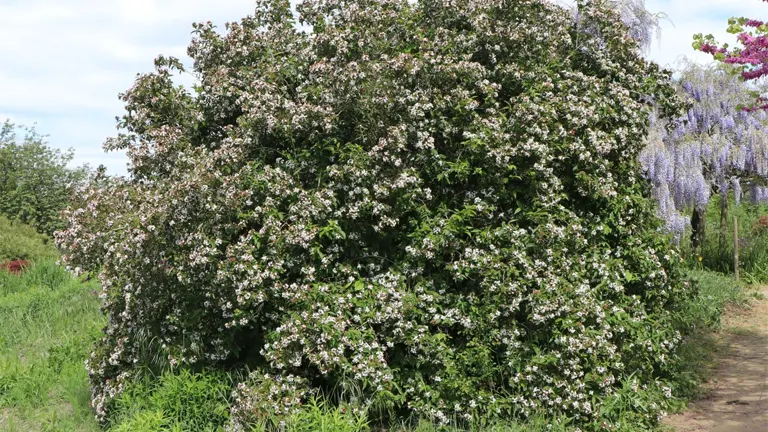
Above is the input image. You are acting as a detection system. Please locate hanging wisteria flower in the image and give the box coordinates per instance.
[640,61,768,240]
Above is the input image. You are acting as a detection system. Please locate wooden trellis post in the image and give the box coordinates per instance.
[734,216,740,281]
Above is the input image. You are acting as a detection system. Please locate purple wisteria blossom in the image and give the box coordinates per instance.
[641,62,768,241]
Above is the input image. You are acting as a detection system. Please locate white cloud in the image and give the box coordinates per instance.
[645,0,767,68]
[0,0,258,176]
[1,0,765,176]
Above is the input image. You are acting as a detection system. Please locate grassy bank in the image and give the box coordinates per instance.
[0,215,57,263]
[0,262,103,432]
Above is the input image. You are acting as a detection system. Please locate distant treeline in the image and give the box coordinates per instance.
[0,120,91,236]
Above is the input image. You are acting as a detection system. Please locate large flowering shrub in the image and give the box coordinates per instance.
[57,0,691,428]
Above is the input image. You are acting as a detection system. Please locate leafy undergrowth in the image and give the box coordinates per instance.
[0,264,751,432]
[106,374,575,432]
[683,193,768,284]
[99,269,752,432]
[107,369,233,432]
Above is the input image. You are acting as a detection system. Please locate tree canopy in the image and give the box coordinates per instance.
[0,121,90,236]
[694,1,768,110]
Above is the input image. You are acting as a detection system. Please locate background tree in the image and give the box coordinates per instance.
[0,121,90,236]
[693,1,768,110]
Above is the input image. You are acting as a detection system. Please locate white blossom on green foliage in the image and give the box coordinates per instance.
[56,0,692,429]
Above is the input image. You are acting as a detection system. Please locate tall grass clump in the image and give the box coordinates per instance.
[107,369,232,432]
[56,0,692,430]
[0,261,104,431]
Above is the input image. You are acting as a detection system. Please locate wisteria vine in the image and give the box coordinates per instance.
[640,62,768,243]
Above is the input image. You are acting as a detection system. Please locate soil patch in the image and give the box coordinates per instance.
[663,287,768,432]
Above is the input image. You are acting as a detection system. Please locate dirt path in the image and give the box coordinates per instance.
[663,287,768,432]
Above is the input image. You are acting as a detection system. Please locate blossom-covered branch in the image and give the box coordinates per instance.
[694,3,768,110]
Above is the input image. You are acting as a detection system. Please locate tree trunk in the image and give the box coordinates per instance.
[691,206,706,252]
[719,194,728,252]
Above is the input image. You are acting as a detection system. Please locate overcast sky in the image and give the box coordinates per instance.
[1,0,765,176]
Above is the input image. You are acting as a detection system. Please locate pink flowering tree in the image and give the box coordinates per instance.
[694,9,768,110]
[57,0,691,429]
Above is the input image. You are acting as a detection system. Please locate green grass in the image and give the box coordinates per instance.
[0,261,104,432]
[238,401,575,432]
[683,194,768,283]
[684,269,751,329]
[108,369,233,432]
[0,215,58,263]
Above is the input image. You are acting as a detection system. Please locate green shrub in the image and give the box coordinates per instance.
[57,0,690,429]
[0,214,58,262]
